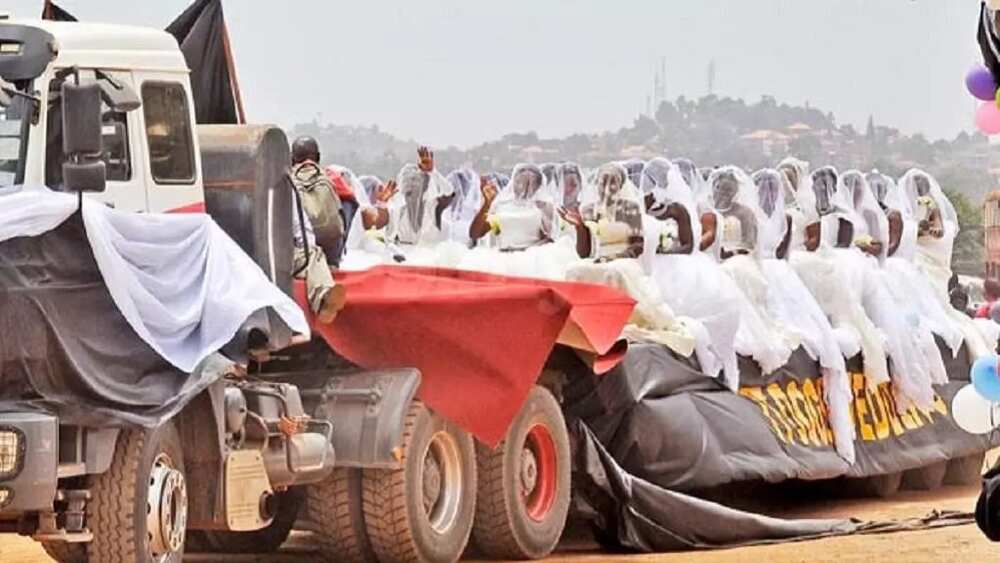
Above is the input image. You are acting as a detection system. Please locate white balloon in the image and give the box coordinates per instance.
[952,384,1000,435]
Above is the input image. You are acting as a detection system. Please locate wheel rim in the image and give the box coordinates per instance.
[420,430,463,534]
[522,423,557,522]
[146,453,187,560]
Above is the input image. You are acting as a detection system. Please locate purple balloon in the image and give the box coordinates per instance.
[968,64,998,102]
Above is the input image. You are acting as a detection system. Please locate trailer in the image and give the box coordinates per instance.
[0,18,635,563]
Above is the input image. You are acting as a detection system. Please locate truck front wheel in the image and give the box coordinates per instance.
[362,400,477,563]
[87,423,187,563]
[471,385,571,560]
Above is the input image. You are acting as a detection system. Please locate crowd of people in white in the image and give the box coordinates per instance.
[323,146,997,463]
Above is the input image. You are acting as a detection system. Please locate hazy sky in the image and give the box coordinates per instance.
[7,1,985,147]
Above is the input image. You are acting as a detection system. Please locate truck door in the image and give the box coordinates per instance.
[132,72,203,213]
[44,70,148,211]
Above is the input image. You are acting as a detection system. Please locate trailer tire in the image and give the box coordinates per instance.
[945,453,985,486]
[472,386,570,560]
[846,471,902,498]
[362,400,477,563]
[187,487,303,554]
[86,422,187,563]
[40,542,87,563]
[304,468,376,562]
[902,461,948,491]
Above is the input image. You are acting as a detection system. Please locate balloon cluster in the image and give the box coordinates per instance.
[969,65,1000,134]
[953,355,1000,434]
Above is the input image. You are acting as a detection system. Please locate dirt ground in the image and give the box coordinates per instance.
[0,483,994,563]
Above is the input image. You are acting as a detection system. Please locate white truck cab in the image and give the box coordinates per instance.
[1,19,203,212]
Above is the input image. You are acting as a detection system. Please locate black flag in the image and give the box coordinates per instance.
[41,0,77,22]
[166,0,245,124]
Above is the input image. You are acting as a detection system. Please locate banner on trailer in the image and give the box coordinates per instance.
[567,343,998,493]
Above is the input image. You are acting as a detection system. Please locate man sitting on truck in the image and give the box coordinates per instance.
[290,136,347,324]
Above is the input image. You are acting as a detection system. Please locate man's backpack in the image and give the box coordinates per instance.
[291,161,344,251]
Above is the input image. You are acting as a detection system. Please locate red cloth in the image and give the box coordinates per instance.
[294,266,634,446]
[976,299,997,319]
[324,168,358,203]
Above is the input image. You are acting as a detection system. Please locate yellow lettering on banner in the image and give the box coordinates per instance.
[787,381,820,447]
[852,373,876,441]
[811,378,836,444]
[877,386,906,437]
[932,394,949,417]
[900,404,921,430]
[801,379,832,446]
[740,387,789,444]
[866,385,891,440]
[767,383,802,445]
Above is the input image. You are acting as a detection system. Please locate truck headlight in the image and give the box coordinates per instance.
[0,427,24,480]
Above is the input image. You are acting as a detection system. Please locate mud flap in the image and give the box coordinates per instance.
[311,369,421,469]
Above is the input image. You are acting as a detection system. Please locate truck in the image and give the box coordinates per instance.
[0,17,598,563]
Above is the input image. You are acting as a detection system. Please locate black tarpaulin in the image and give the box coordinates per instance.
[41,0,77,22]
[563,342,999,550]
[0,213,221,427]
[166,0,245,124]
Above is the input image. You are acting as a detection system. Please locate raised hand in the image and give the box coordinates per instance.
[558,207,584,228]
[480,177,498,206]
[417,146,434,172]
[375,179,398,204]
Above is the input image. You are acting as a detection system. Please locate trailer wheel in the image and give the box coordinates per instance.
[902,461,948,491]
[846,471,902,498]
[187,487,303,554]
[83,423,187,563]
[363,400,476,563]
[945,453,986,486]
[304,468,376,562]
[40,542,86,563]
[472,386,570,560]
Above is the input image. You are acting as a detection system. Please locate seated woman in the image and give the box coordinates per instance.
[839,170,944,410]
[752,169,854,462]
[342,147,458,269]
[777,157,819,253]
[560,162,698,358]
[340,175,395,270]
[869,170,966,358]
[711,167,798,375]
[640,157,745,390]
[898,169,993,358]
[443,168,482,247]
[557,162,585,212]
[673,158,722,259]
[462,163,577,280]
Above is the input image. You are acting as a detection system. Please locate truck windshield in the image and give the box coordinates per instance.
[0,96,29,187]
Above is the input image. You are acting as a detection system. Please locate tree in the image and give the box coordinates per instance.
[946,189,985,276]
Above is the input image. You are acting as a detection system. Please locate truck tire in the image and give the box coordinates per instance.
[902,461,948,491]
[304,468,376,562]
[86,423,187,563]
[40,542,87,563]
[362,400,477,563]
[187,487,303,554]
[945,453,986,486]
[846,471,902,498]
[472,386,570,560]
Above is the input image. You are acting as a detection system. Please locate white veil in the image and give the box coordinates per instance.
[778,156,818,224]
[494,163,558,242]
[841,170,890,262]
[898,169,959,234]
[751,169,790,260]
[640,157,703,246]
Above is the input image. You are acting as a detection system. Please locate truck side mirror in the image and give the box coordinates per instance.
[61,81,106,193]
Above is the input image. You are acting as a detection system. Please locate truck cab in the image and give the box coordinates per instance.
[3,19,203,213]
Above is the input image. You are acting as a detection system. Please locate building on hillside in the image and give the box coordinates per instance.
[739,130,790,159]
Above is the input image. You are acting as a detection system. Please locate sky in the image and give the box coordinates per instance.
[6,0,986,148]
